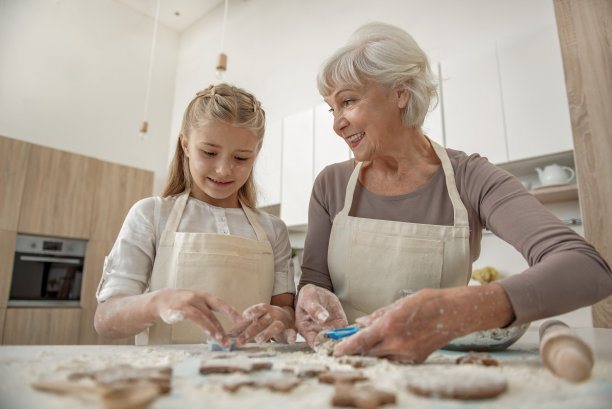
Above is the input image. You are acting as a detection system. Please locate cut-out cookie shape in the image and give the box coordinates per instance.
[199,359,272,374]
[318,370,369,384]
[282,363,330,378]
[455,351,500,366]
[222,376,302,393]
[337,356,380,368]
[405,366,507,400]
[332,383,397,409]
[69,364,172,393]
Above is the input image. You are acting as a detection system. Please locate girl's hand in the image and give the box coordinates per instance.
[150,288,244,348]
[333,284,514,363]
[295,284,348,346]
[231,303,297,346]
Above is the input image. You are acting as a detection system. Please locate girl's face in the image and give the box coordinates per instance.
[182,119,258,208]
[324,81,409,162]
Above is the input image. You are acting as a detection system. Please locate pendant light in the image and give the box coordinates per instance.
[139,0,161,140]
[215,0,229,79]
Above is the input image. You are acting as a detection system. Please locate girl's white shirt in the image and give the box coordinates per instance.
[96,195,294,303]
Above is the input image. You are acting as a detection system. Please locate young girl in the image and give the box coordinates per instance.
[95,84,296,347]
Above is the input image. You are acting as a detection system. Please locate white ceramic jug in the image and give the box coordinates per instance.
[535,164,575,186]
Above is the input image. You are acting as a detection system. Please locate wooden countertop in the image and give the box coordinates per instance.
[0,328,610,409]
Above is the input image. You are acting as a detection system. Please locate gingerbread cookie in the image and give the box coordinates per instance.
[282,363,330,378]
[223,376,302,393]
[337,356,380,369]
[404,366,507,400]
[318,370,369,384]
[199,359,272,374]
[69,364,172,393]
[332,383,396,409]
[456,351,499,367]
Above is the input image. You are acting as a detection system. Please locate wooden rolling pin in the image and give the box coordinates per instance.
[539,320,594,382]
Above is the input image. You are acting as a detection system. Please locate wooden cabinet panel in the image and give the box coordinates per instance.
[0,230,17,309]
[18,145,97,239]
[80,240,114,309]
[90,161,153,242]
[255,119,282,207]
[0,308,5,342]
[79,307,132,345]
[0,136,30,231]
[2,308,81,345]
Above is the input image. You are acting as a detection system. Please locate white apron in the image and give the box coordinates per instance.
[135,191,275,345]
[327,140,471,324]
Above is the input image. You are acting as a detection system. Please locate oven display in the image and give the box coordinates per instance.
[43,241,63,251]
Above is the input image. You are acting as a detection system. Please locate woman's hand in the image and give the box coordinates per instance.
[295,284,349,346]
[150,288,244,348]
[333,284,514,362]
[231,303,297,346]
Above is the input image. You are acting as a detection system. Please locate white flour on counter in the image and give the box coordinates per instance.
[0,344,610,409]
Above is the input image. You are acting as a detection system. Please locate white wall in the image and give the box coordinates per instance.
[170,0,558,148]
[0,0,179,194]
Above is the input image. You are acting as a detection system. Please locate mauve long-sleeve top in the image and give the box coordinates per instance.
[299,148,612,325]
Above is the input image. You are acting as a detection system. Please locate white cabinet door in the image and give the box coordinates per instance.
[314,102,350,177]
[280,108,314,227]
[441,46,508,163]
[497,24,573,161]
[255,119,281,207]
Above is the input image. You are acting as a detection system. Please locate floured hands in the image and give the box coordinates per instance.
[295,284,348,346]
[150,288,243,348]
[333,285,514,363]
[231,303,297,346]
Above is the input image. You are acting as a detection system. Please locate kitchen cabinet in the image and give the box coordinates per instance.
[2,308,81,345]
[255,119,282,207]
[0,136,30,231]
[280,104,351,228]
[281,108,314,227]
[440,23,573,164]
[0,230,17,309]
[18,144,96,239]
[89,160,154,242]
[313,102,351,178]
[497,24,573,161]
[441,44,508,163]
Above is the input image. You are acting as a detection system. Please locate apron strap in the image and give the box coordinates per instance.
[338,140,468,228]
[159,190,190,245]
[338,161,363,217]
[430,140,469,228]
[240,201,269,243]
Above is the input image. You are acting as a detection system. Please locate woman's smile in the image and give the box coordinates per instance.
[346,132,365,147]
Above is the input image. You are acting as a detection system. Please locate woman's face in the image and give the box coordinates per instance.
[182,119,258,208]
[324,81,409,161]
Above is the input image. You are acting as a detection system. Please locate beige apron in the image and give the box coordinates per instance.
[135,190,275,345]
[327,140,470,323]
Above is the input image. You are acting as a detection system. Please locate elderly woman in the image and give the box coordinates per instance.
[295,22,612,362]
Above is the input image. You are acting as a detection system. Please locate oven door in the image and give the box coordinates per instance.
[9,253,84,307]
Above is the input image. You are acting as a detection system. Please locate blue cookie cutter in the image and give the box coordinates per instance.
[324,325,360,340]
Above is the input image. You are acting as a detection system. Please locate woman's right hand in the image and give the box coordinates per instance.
[149,288,244,348]
[295,284,348,346]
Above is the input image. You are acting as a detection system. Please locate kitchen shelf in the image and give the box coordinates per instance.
[530,183,579,204]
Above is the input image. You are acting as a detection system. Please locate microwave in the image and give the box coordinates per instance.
[8,234,87,307]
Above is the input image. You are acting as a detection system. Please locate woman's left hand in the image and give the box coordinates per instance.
[333,284,514,363]
[231,303,297,346]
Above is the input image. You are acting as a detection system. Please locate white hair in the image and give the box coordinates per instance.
[317,22,438,128]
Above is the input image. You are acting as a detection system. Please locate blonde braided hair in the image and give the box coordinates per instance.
[162,83,266,208]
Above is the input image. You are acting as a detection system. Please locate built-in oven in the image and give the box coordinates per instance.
[8,234,87,307]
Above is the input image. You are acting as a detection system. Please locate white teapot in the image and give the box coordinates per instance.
[535,164,575,186]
